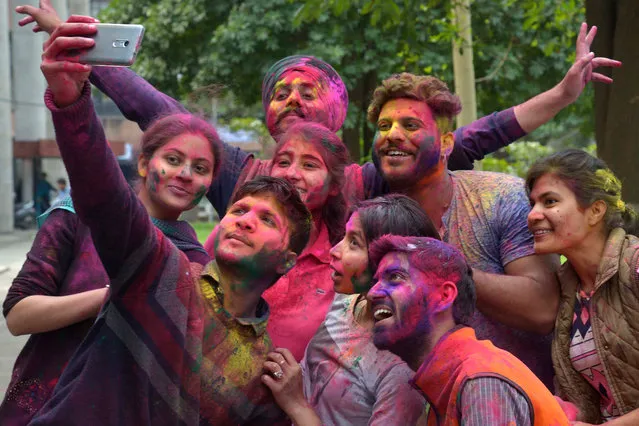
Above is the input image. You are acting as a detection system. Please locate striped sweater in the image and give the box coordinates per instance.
[29,84,286,426]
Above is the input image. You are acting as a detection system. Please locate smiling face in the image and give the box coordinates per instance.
[270,137,335,213]
[374,98,452,187]
[265,70,331,136]
[139,132,214,219]
[214,194,294,277]
[367,252,438,352]
[329,212,372,294]
[527,173,596,256]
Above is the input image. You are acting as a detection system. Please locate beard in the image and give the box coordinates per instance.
[214,237,288,283]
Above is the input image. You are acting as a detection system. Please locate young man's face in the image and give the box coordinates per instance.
[265,70,332,136]
[367,252,438,353]
[373,98,452,187]
[214,194,294,280]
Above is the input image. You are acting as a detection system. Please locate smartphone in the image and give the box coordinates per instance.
[78,23,145,67]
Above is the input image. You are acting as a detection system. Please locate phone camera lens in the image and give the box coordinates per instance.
[124,40,130,47]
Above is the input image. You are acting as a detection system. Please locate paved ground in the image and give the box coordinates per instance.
[0,230,37,398]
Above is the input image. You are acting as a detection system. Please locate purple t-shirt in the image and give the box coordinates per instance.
[442,170,554,387]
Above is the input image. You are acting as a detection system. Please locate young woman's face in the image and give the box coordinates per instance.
[527,173,593,255]
[271,136,335,213]
[140,132,214,218]
[329,212,373,294]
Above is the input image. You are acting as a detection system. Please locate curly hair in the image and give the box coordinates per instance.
[367,73,462,134]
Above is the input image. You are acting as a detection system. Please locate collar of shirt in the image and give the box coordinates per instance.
[200,260,270,336]
[410,324,466,392]
[299,220,332,265]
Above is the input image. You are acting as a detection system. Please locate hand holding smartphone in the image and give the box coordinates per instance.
[78,23,145,67]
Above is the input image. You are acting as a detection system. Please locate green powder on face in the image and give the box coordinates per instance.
[191,185,207,207]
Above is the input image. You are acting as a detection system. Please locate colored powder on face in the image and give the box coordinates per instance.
[262,55,348,132]
[191,185,207,207]
[149,170,161,193]
[352,269,373,294]
[161,169,166,175]
[180,165,193,178]
[413,136,439,175]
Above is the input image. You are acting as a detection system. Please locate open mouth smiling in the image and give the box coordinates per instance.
[373,305,394,322]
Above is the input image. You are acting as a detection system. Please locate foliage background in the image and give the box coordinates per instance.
[99,0,593,171]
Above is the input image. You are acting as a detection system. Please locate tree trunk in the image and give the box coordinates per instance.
[342,124,361,162]
[452,0,477,127]
[343,70,378,162]
[586,0,639,203]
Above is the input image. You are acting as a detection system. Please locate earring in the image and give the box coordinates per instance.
[139,169,147,178]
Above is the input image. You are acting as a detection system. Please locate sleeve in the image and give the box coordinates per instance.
[449,108,527,171]
[360,162,389,201]
[369,363,427,425]
[497,179,536,266]
[45,83,168,297]
[89,66,249,217]
[2,209,77,317]
[459,377,532,426]
[206,143,250,217]
[89,67,187,131]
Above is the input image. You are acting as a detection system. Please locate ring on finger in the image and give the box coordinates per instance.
[273,370,283,379]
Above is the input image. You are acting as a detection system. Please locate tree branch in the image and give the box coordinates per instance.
[475,37,515,83]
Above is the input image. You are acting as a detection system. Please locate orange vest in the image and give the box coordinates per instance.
[411,327,568,426]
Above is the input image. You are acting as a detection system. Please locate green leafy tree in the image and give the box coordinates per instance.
[101,0,589,163]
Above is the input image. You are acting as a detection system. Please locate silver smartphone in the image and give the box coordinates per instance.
[79,23,145,67]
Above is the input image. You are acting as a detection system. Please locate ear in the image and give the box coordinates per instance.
[435,281,458,313]
[137,154,148,178]
[588,200,607,227]
[276,251,297,275]
[440,132,455,160]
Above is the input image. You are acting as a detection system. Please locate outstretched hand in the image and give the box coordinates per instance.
[16,0,65,34]
[41,16,99,108]
[559,22,622,104]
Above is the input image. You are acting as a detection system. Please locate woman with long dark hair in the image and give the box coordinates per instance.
[262,194,441,425]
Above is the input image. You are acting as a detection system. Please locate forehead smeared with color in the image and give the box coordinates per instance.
[371,236,468,284]
[262,55,349,132]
